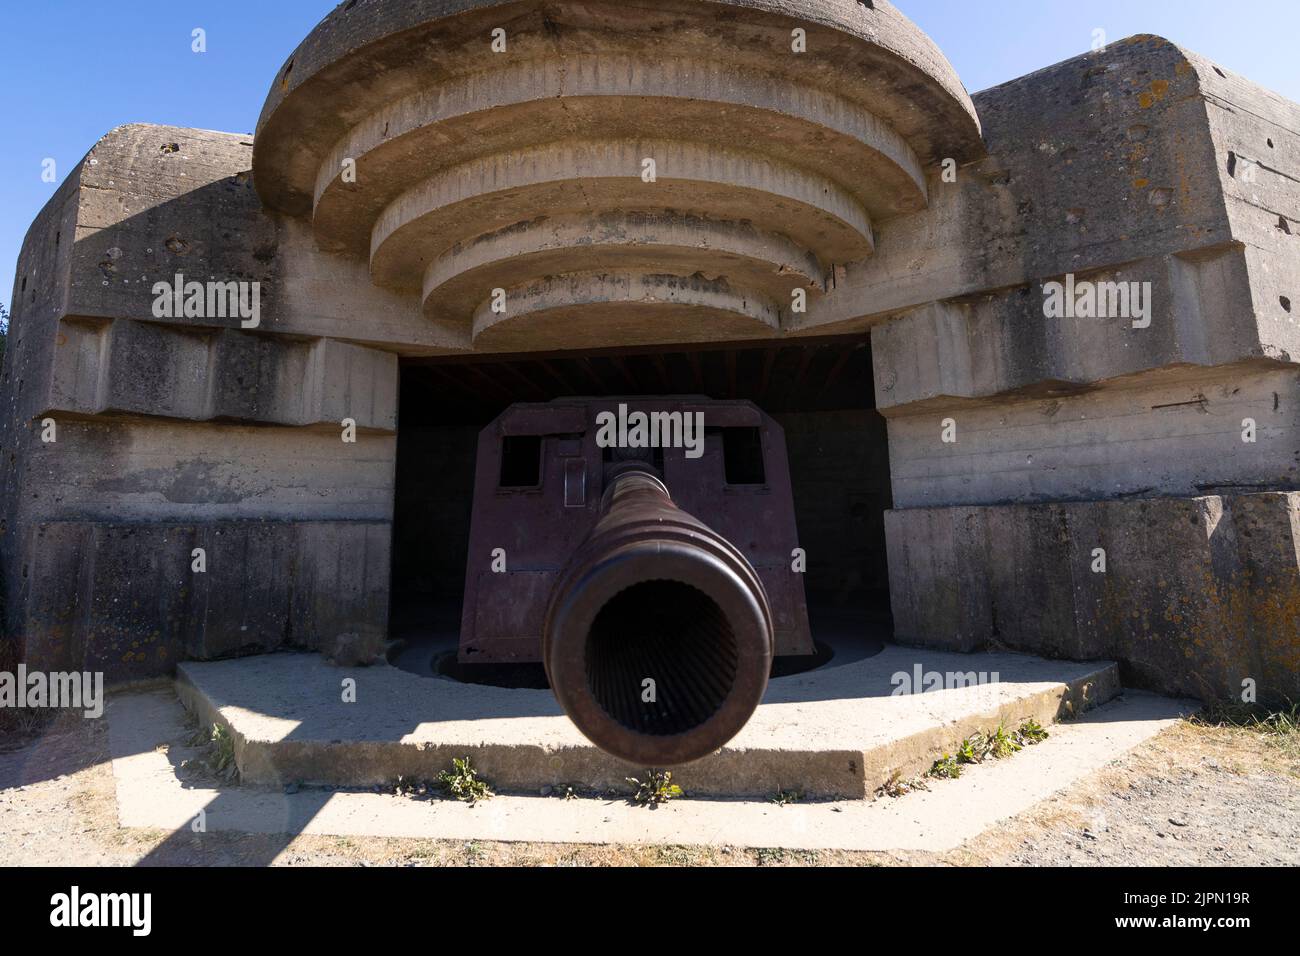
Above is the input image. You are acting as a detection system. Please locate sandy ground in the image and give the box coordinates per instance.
[949,720,1299,867]
[1,703,1296,867]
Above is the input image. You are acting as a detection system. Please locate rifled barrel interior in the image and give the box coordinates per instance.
[541,463,777,765]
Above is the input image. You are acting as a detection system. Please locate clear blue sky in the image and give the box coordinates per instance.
[4,0,1298,310]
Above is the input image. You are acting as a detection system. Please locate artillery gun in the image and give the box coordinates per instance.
[459,398,813,764]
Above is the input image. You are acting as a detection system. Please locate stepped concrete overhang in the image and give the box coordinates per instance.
[252,0,984,351]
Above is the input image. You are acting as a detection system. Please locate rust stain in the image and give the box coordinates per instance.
[1137,80,1171,111]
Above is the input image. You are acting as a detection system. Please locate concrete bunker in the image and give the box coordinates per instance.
[3,0,1298,772]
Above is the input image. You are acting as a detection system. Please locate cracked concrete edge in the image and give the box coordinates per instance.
[174,666,269,783]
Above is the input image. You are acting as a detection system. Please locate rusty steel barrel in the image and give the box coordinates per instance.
[543,464,774,766]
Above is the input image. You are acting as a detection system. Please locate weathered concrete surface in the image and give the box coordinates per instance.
[110,685,1187,851]
[0,125,405,674]
[15,126,462,351]
[866,36,1300,704]
[803,38,1239,336]
[317,53,927,257]
[869,252,1269,413]
[17,521,391,682]
[884,365,1298,509]
[175,645,1118,798]
[251,0,981,351]
[887,492,1300,704]
[254,0,982,217]
[49,322,397,430]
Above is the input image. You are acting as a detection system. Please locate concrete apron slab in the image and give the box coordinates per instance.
[176,646,1121,799]
[107,688,1191,853]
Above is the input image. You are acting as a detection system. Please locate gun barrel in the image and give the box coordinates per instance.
[543,466,774,765]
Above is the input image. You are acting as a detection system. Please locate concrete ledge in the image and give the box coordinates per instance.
[109,687,1188,852]
[48,321,398,431]
[177,645,1119,799]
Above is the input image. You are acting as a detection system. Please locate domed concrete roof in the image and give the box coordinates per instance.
[253,0,984,351]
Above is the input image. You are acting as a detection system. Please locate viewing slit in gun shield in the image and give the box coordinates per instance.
[543,466,775,766]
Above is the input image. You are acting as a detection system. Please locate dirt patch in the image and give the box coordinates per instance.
[1,709,1296,867]
[943,721,1300,866]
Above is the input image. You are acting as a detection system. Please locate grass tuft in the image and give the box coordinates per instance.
[877,769,930,798]
[1192,700,1298,756]
[438,756,494,803]
[626,769,683,807]
[927,719,1050,779]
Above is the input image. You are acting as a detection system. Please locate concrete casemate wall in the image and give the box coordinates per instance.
[0,0,1295,701]
[871,38,1299,702]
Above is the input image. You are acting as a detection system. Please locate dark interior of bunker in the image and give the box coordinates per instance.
[388,334,892,683]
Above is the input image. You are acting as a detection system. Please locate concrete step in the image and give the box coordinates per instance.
[177,641,1120,800]
[109,688,1190,853]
